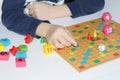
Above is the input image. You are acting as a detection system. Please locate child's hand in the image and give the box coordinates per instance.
[36,23,76,48]
[27,2,72,20]
[27,2,56,20]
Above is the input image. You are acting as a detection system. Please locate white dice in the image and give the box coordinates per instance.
[98,44,105,51]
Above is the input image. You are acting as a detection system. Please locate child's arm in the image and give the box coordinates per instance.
[1,0,44,37]
[27,0,105,20]
[1,0,76,48]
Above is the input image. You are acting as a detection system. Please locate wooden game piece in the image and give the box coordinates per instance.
[102,24,113,34]
[93,30,97,39]
[97,12,112,30]
[87,32,92,41]
[0,51,10,61]
[98,44,106,51]
[9,46,20,56]
[16,51,27,58]
[40,36,45,44]
[15,58,26,68]
[43,44,54,55]
[74,39,79,48]
[18,44,28,52]
[0,38,11,47]
[102,12,112,22]
[0,43,5,51]
[24,34,33,44]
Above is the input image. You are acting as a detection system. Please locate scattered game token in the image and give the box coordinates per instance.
[18,44,28,52]
[40,36,45,44]
[0,38,11,47]
[0,43,5,51]
[24,34,33,44]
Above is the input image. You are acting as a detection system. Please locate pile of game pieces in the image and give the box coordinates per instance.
[0,34,33,68]
[0,38,11,61]
[9,44,28,68]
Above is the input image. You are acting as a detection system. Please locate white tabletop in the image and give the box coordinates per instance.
[0,0,120,80]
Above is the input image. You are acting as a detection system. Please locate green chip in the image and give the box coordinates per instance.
[108,45,114,48]
[103,38,108,41]
[90,21,95,24]
[84,26,89,29]
[19,44,28,52]
[112,31,114,34]
[71,47,77,51]
[72,30,76,33]
[78,30,83,33]
[110,22,114,25]
[116,46,120,49]
[70,57,76,62]
[94,59,100,64]
[82,36,87,40]
[90,41,95,45]
[102,50,107,54]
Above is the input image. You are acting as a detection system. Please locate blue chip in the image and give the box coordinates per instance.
[83,57,89,61]
[0,38,11,47]
[85,53,90,57]
[86,49,92,53]
[81,61,87,65]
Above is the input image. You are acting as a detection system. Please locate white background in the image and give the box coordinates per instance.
[0,0,120,80]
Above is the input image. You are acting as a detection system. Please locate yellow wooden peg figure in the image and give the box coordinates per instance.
[94,30,97,39]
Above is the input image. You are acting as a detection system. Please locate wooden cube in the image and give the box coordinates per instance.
[43,44,54,55]
[16,58,26,68]
[0,51,9,61]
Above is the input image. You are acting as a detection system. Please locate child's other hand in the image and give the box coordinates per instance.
[27,2,72,20]
[36,23,76,48]
[27,2,55,20]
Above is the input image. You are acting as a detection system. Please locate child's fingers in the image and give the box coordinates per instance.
[63,29,76,46]
[57,36,71,47]
[52,39,64,48]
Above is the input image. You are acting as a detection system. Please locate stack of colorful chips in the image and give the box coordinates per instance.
[0,38,11,61]
[9,44,28,68]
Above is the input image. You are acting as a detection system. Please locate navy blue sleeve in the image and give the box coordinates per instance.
[1,0,48,37]
[66,0,105,18]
